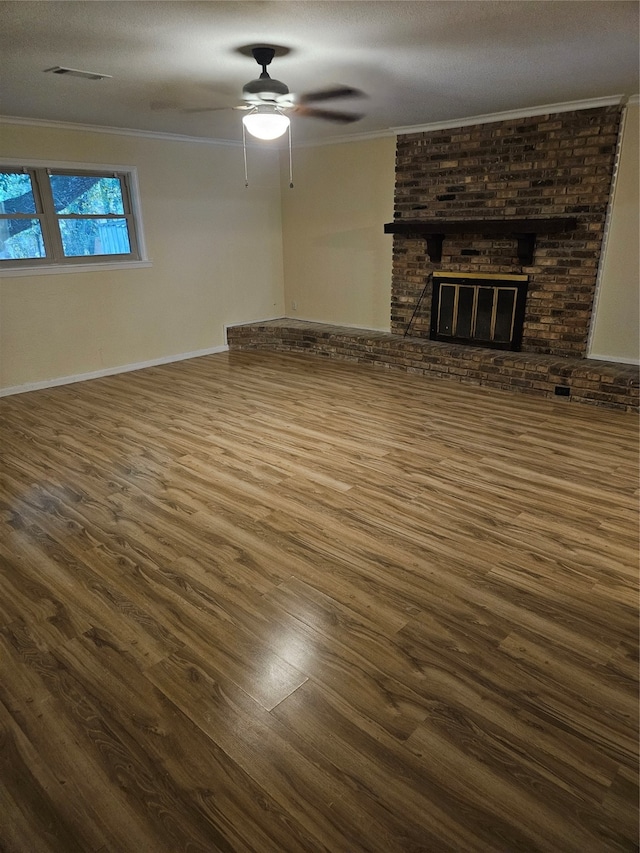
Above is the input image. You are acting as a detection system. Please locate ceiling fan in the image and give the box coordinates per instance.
[188,45,365,140]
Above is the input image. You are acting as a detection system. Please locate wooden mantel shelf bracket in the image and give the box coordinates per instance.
[384,218,578,265]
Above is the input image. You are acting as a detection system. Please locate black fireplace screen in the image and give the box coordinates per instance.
[430,274,528,351]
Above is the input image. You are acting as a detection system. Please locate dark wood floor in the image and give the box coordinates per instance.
[0,351,637,852]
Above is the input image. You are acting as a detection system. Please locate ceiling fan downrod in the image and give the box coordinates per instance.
[243,47,290,98]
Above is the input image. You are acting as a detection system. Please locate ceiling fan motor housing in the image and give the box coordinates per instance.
[243,76,290,98]
[238,44,362,122]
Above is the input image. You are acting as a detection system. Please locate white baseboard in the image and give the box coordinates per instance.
[587,352,640,366]
[0,344,229,398]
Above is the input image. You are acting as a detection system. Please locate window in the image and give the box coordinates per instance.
[0,166,143,270]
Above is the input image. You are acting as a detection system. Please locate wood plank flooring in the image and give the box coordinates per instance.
[0,350,638,852]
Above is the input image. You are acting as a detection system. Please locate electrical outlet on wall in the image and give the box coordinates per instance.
[291,301,298,311]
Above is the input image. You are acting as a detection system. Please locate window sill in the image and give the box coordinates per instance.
[0,259,153,278]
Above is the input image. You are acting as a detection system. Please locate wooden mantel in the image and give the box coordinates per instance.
[384,218,578,265]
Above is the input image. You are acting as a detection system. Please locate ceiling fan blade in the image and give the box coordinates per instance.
[293,105,364,123]
[298,86,364,104]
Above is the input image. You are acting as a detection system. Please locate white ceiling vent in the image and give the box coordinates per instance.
[44,66,112,81]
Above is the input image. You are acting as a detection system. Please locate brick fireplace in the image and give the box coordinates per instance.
[389,105,622,357]
[228,103,638,412]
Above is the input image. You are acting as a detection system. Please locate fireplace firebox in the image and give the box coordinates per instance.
[430,273,528,351]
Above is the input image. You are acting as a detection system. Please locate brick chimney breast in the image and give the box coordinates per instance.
[391,106,622,357]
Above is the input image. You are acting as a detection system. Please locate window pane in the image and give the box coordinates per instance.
[0,218,46,259]
[0,173,37,214]
[50,174,125,215]
[59,218,131,257]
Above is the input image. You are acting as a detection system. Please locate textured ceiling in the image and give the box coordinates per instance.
[1,1,638,144]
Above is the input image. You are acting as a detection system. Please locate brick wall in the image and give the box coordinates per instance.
[391,106,622,357]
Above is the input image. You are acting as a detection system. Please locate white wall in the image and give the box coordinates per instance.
[589,102,640,364]
[0,123,285,391]
[280,136,395,331]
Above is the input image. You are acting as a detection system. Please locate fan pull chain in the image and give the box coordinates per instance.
[242,117,293,189]
[242,123,249,187]
[288,123,294,189]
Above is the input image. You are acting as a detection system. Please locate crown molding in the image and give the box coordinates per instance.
[2,94,632,149]
[0,112,391,149]
[293,128,395,148]
[391,95,627,136]
[279,94,632,148]
[0,114,243,147]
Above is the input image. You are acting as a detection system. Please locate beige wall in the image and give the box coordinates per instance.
[589,102,640,363]
[0,123,285,390]
[2,106,636,393]
[280,136,395,330]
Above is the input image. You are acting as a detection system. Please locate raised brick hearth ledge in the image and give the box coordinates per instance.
[227,319,639,413]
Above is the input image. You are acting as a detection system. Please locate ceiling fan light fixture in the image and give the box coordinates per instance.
[242,106,290,140]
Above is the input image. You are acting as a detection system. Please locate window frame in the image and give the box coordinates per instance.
[0,159,148,274]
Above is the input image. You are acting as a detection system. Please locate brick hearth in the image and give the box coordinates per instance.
[227,319,638,413]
